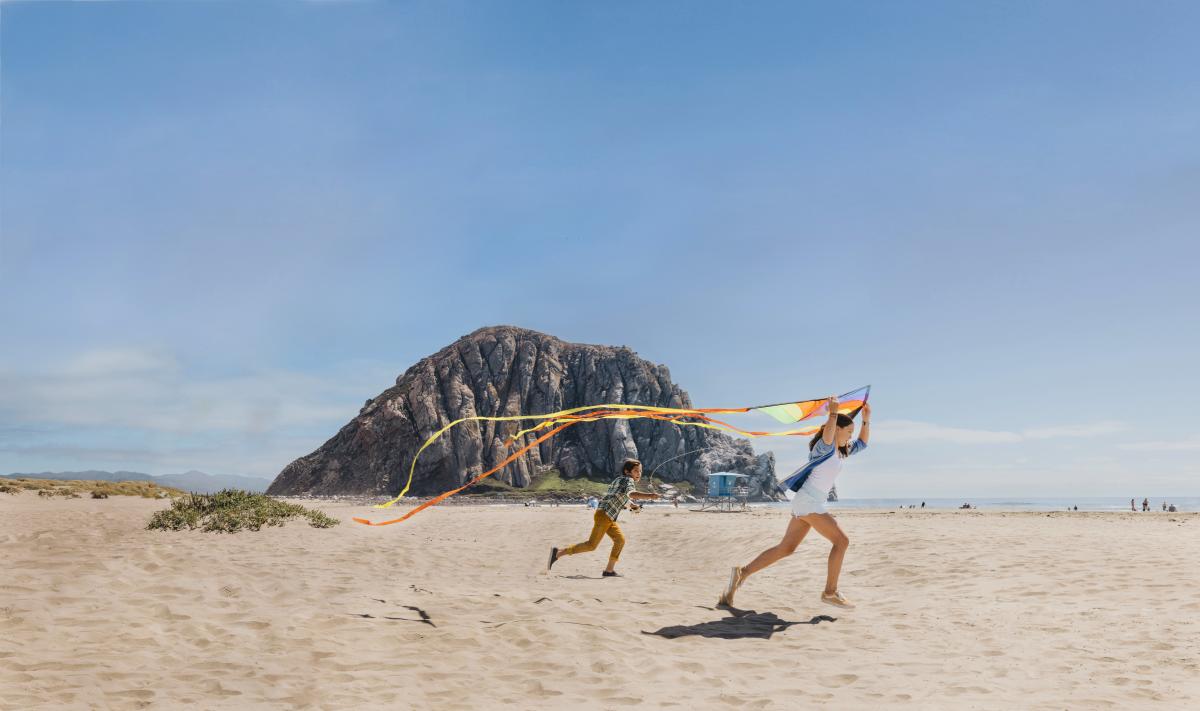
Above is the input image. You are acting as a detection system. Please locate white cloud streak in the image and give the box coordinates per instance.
[1118,437,1200,452]
[867,419,1126,445]
[0,348,1143,481]
[0,348,395,435]
[0,438,322,479]
[0,347,403,477]
[1021,422,1126,439]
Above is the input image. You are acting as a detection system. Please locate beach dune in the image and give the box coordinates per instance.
[2,495,1198,709]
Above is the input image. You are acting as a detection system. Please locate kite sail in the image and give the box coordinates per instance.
[755,385,870,424]
[352,385,870,527]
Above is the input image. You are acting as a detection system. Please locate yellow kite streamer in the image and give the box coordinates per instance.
[353,388,869,525]
[376,403,818,510]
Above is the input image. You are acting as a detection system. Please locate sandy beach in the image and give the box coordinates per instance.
[2,494,1198,710]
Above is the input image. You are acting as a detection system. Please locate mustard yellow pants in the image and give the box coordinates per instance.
[561,510,625,564]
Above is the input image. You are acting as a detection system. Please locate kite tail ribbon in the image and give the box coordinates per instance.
[352,422,576,527]
[355,386,868,526]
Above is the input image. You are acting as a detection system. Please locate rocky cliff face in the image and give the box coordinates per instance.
[268,326,777,498]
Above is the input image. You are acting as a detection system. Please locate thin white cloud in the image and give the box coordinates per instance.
[0,348,1145,482]
[60,347,179,378]
[1118,437,1200,452]
[871,420,1022,444]
[1021,422,1125,439]
[0,437,322,479]
[0,347,397,435]
[870,419,1126,445]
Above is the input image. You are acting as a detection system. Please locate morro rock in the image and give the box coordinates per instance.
[267,326,778,498]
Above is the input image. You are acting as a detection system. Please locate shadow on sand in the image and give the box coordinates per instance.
[643,605,835,640]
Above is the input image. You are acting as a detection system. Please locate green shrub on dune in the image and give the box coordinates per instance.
[147,489,338,533]
[36,487,81,498]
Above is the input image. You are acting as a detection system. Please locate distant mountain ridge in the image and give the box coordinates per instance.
[2,470,271,494]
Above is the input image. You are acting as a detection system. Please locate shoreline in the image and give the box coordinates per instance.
[274,494,1195,515]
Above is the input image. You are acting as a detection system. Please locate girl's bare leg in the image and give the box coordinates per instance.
[741,516,812,578]
[798,513,850,594]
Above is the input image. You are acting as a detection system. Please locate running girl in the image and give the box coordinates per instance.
[719,397,870,608]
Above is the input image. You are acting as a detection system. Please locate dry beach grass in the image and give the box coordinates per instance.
[1,494,1198,710]
[0,477,185,499]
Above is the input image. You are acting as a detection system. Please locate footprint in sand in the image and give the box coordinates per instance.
[820,673,859,688]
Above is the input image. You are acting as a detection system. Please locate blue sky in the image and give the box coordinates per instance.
[2,1,1198,496]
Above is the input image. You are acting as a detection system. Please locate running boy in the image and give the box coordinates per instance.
[548,459,658,577]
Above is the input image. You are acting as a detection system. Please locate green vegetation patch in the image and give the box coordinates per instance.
[147,489,339,533]
[528,469,611,496]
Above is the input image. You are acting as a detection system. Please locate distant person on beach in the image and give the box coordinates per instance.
[1168,504,1177,512]
[1162,501,1168,511]
[921,501,925,508]
[548,459,658,577]
[1131,498,1136,512]
[718,398,870,609]
[1143,498,1150,512]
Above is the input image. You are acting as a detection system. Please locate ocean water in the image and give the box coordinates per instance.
[813,496,1199,512]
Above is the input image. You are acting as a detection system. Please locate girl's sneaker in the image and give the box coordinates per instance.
[718,566,743,606]
[821,591,855,608]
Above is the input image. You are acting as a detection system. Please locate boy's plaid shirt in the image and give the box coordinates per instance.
[599,475,637,521]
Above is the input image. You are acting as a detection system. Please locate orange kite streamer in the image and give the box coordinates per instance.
[352,387,869,526]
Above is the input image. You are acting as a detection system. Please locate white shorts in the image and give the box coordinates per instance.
[789,486,828,517]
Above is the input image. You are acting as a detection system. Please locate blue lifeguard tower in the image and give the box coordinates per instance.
[697,472,751,512]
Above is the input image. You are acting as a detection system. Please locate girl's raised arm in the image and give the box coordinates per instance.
[821,396,839,445]
[858,402,871,445]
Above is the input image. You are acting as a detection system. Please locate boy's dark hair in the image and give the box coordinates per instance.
[809,413,856,451]
[622,459,642,475]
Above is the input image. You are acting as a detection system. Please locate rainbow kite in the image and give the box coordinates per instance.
[352,385,870,526]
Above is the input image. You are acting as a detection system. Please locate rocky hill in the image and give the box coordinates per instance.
[267,326,777,498]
